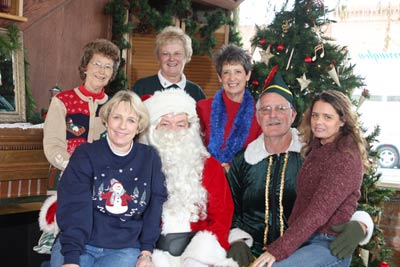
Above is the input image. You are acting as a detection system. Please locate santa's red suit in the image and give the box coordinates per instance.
[152,156,238,267]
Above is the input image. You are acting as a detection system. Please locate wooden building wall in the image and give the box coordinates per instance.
[1,0,112,112]
[129,26,228,98]
[1,1,229,112]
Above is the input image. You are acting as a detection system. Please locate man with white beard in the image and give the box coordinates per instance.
[141,89,238,267]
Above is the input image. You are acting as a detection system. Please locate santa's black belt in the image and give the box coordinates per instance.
[156,232,197,256]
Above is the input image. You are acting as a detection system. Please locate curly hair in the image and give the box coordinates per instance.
[79,39,120,81]
[213,44,252,76]
[298,89,369,170]
[154,26,192,62]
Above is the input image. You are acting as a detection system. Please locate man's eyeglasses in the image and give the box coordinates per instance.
[91,61,113,74]
[258,104,291,115]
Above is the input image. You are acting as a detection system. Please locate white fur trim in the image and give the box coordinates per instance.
[181,231,238,267]
[228,228,254,247]
[350,210,374,245]
[144,89,197,125]
[245,128,302,165]
[152,249,180,267]
[38,194,59,235]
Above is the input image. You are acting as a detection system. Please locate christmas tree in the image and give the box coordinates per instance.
[248,0,394,266]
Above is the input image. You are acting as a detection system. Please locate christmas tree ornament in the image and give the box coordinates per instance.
[282,20,290,36]
[259,38,267,46]
[327,64,341,86]
[282,20,290,33]
[296,73,311,91]
[357,89,369,111]
[312,23,324,42]
[304,56,312,63]
[251,80,259,87]
[370,239,383,262]
[250,45,257,58]
[312,43,325,61]
[277,44,285,51]
[339,46,349,75]
[359,248,369,266]
[286,48,295,70]
[260,45,274,65]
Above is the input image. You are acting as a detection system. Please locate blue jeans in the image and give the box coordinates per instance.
[50,238,140,267]
[271,233,351,267]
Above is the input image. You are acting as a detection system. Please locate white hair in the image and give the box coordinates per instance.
[149,123,209,230]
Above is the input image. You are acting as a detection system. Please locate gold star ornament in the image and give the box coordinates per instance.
[296,73,311,91]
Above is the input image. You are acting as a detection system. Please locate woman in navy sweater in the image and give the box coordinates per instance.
[50,90,167,267]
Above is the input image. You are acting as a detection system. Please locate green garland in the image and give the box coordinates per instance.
[0,24,41,123]
[106,0,235,56]
[0,24,20,57]
[104,0,240,96]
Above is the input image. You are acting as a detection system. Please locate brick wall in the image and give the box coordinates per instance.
[380,190,400,267]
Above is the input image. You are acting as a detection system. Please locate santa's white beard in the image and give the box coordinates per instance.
[151,127,209,233]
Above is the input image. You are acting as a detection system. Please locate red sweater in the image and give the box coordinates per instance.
[267,137,363,261]
[196,91,261,159]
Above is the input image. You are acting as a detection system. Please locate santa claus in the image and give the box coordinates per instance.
[141,89,238,267]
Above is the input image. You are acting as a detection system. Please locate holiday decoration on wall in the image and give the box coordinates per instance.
[104,0,238,96]
[109,0,233,56]
[248,1,394,266]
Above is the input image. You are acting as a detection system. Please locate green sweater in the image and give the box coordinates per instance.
[227,129,303,256]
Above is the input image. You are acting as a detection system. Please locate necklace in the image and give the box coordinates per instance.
[208,88,254,163]
[263,153,289,250]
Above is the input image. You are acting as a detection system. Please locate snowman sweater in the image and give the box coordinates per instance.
[56,138,167,265]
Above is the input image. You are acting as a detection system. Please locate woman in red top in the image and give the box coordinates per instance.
[196,45,261,172]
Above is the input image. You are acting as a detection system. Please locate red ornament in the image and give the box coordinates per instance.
[379,262,390,267]
[251,80,260,87]
[362,88,370,97]
[259,38,267,46]
[277,44,285,51]
[304,56,312,63]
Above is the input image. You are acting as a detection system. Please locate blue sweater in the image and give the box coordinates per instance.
[57,138,167,265]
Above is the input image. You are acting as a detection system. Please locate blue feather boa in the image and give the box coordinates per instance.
[208,88,254,163]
